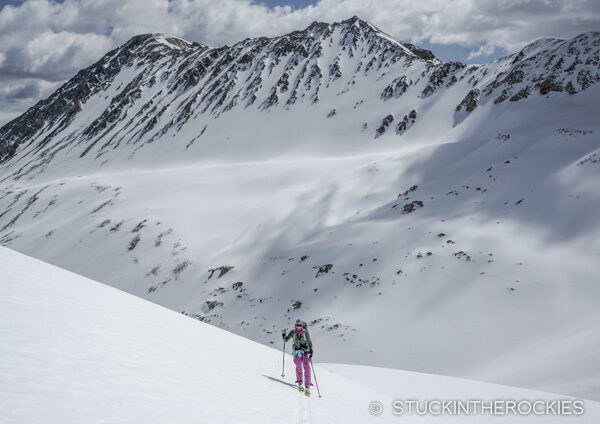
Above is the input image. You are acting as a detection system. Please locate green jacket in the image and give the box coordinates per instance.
[284,329,312,351]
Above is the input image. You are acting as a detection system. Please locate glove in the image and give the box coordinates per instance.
[282,332,286,339]
[308,349,313,358]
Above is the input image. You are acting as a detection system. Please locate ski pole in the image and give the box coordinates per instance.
[281,331,286,378]
[310,357,322,398]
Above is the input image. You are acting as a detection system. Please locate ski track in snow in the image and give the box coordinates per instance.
[2,246,600,424]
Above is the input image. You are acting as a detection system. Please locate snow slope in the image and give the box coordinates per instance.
[2,246,599,424]
[0,18,599,401]
[1,87,599,400]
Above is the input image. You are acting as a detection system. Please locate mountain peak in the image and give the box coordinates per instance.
[296,16,437,62]
[120,33,206,53]
[2,20,599,169]
[341,15,369,26]
[341,15,387,33]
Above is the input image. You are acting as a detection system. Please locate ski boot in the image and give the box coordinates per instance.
[297,382,304,392]
[305,386,311,397]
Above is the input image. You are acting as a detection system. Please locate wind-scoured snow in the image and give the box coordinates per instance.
[0,17,599,402]
[2,246,599,424]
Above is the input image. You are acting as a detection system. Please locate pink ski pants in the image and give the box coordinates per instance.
[293,352,312,386]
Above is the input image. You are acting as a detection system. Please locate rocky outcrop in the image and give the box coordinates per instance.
[421,62,465,97]
[396,110,417,134]
[376,114,394,135]
[456,89,480,113]
[381,76,409,99]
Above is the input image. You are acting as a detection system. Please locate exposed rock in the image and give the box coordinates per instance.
[565,81,578,94]
[128,235,140,251]
[208,265,234,279]
[205,300,224,311]
[456,89,480,112]
[539,77,564,94]
[313,264,333,277]
[381,76,408,99]
[397,200,423,213]
[399,185,418,197]
[453,251,471,262]
[131,219,147,233]
[509,87,530,102]
[396,110,417,134]
[421,62,465,97]
[173,260,191,276]
[376,114,394,134]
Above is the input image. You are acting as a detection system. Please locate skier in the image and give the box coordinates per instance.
[282,319,313,396]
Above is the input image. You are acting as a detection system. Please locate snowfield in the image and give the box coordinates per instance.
[1,18,600,404]
[2,246,599,424]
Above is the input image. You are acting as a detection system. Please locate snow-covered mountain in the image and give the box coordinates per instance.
[1,17,599,400]
[1,17,598,173]
[3,246,600,423]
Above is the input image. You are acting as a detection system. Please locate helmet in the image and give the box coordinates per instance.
[295,319,307,329]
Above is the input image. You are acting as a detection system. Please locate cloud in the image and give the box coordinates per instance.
[0,0,599,125]
[0,78,60,126]
[1,31,113,80]
[466,42,498,61]
[0,81,42,101]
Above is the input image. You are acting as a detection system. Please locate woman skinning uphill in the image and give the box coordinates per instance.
[282,319,313,396]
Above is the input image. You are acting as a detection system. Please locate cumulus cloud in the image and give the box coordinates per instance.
[2,31,113,80]
[0,0,599,125]
[0,81,41,101]
[0,79,58,126]
[466,42,498,61]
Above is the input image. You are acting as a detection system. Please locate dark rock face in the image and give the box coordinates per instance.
[376,114,394,134]
[539,77,564,94]
[401,200,423,213]
[509,87,530,102]
[381,76,408,99]
[403,43,436,61]
[503,70,525,85]
[399,185,418,197]
[421,62,465,97]
[313,264,333,277]
[456,89,480,112]
[396,110,417,133]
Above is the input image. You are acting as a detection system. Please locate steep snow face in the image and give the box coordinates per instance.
[0,17,600,401]
[3,246,600,424]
